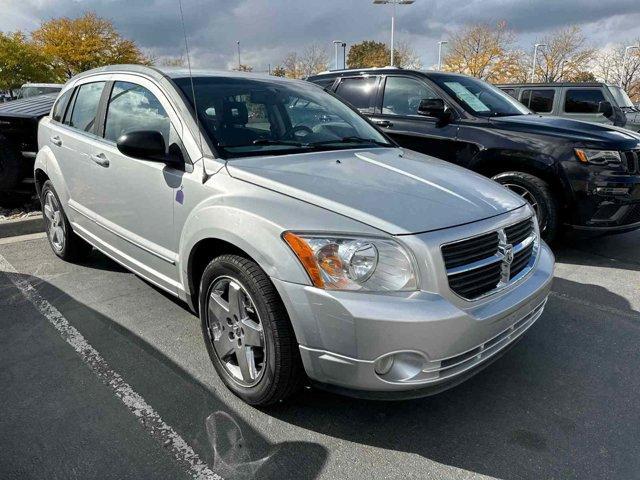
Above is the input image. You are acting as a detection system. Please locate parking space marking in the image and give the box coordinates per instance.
[0,232,46,245]
[0,252,221,480]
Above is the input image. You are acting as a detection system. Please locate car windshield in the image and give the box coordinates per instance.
[430,74,531,117]
[17,86,61,99]
[607,86,635,108]
[174,76,392,158]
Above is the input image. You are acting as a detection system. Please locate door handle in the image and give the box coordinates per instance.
[90,153,110,168]
[50,136,62,146]
[376,120,393,128]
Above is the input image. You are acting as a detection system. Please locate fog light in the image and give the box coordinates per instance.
[374,355,395,375]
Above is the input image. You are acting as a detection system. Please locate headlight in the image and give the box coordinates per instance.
[283,232,418,291]
[575,149,621,165]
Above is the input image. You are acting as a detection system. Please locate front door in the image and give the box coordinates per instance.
[369,75,460,162]
[561,87,613,125]
[87,78,185,292]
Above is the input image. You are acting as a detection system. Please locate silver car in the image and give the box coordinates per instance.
[35,65,554,405]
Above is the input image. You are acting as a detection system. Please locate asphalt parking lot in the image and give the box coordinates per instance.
[1,230,639,480]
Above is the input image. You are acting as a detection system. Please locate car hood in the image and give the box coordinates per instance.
[225,148,525,235]
[490,114,640,148]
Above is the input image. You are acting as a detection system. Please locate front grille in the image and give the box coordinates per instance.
[623,150,639,174]
[442,217,537,300]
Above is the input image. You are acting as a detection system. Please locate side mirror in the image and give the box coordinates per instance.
[598,100,613,118]
[418,98,447,119]
[116,130,167,162]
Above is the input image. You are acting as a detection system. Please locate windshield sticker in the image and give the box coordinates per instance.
[444,82,491,112]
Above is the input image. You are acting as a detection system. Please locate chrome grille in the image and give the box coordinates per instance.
[442,217,537,300]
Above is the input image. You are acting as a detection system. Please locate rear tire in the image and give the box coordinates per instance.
[0,137,23,191]
[41,180,93,261]
[199,254,303,405]
[492,171,559,243]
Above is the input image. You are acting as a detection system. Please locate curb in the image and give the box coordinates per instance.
[0,215,44,239]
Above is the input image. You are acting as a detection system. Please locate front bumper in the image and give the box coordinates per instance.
[273,241,554,397]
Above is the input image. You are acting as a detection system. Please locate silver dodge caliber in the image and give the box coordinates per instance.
[36,65,554,405]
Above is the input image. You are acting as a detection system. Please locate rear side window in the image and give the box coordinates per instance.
[564,89,606,113]
[67,82,106,133]
[104,81,170,144]
[51,90,72,123]
[521,89,555,113]
[334,77,378,113]
[382,76,439,116]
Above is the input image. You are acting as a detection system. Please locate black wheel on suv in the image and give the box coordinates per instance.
[199,254,303,405]
[492,171,559,243]
[0,137,24,192]
[41,180,93,261]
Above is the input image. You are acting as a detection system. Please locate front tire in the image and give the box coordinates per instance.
[41,180,93,261]
[199,254,303,405]
[492,171,559,243]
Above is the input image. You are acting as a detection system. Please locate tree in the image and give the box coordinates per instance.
[279,44,329,79]
[272,66,286,77]
[592,42,640,99]
[0,32,58,95]
[533,26,594,82]
[233,64,253,72]
[31,12,149,79]
[158,56,186,67]
[442,21,517,82]
[347,40,389,68]
[395,41,422,69]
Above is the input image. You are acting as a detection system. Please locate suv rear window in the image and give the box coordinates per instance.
[564,89,606,113]
[334,77,378,113]
[521,89,555,113]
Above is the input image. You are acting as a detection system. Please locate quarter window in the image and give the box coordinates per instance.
[383,76,439,116]
[521,89,555,113]
[67,82,106,133]
[564,89,606,113]
[51,90,72,123]
[334,77,378,113]
[104,82,170,144]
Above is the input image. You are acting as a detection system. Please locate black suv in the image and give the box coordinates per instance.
[308,68,640,241]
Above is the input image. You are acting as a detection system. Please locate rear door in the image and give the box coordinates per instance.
[369,75,460,162]
[561,87,612,124]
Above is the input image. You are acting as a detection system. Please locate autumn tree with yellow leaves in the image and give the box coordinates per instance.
[31,12,149,79]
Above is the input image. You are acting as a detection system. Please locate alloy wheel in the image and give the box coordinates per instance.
[205,276,266,387]
[43,190,65,252]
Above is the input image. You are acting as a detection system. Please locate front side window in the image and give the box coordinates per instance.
[430,74,530,117]
[564,89,606,113]
[68,82,106,133]
[382,76,439,116]
[51,90,72,123]
[174,76,392,159]
[104,82,170,144]
[521,89,555,113]
[334,77,378,113]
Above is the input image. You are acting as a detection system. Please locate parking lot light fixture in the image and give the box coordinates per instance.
[373,0,416,67]
[530,43,546,82]
[620,45,640,88]
[437,40,448,70]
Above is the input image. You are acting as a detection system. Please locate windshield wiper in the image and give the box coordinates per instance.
[219,139,309,148]
[309,136,392,147]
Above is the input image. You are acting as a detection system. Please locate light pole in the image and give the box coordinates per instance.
[236,41,241,69]
[437,40,448,70]
[620,45,640,88]
[333,40,346,70]
[373,0,415,67]
[530,43,546,82]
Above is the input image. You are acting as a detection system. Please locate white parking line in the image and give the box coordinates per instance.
[0,253,221,480]
[0,232,46,245]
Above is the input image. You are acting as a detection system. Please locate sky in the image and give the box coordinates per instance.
[2,0,640,72]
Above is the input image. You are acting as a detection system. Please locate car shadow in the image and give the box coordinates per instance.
[554,229,640,271]
[2,271,328,480]
[6,255,640,480]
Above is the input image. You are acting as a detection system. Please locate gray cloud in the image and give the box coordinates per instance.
[1,0,639,71]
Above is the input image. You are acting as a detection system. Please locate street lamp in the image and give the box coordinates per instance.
[437,40,448,70]
[620,45,640,88]
[373,0,415,67]
[530,43,546,82]
[333,40,347,70]
[236,41,241,69]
